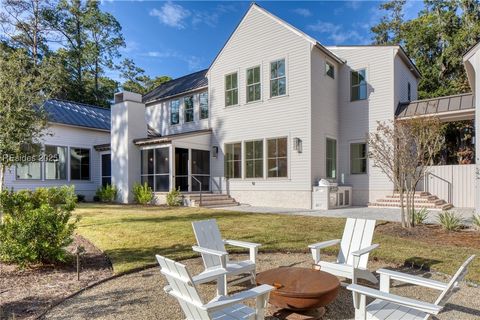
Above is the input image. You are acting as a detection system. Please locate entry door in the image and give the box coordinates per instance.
[175,148,189,191]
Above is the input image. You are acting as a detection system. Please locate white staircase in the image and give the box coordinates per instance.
[184,193,239,208]
[368,191,453,210]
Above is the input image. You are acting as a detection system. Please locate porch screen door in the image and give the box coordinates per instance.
[192,149,210,191]
[175,148,189,191]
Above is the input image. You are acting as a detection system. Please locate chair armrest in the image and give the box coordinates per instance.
[224,239,261,249]
[191,268,228,285]
[192,245,228,268]
[308,239,341,250]
[202,284,274,313]
[377,268,448,291]
[347,284,442,315]
[192,245,228,257]
[352,244,379,257]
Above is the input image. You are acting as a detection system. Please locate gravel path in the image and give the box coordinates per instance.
[43,253,480,320]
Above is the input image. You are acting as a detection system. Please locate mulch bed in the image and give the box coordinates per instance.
[0,234,113,320]
[376,221,480,249]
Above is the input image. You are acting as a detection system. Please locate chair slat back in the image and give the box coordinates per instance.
[435,255,475,306]
[192,219,227,269]
[156,255,210,320]
[339,218,376,267]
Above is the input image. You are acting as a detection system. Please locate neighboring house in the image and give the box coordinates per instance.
[110,4,478,212]
[4,99,112,200]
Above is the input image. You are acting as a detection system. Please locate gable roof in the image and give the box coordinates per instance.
[43,99,110,131]
[143,69,208,104]
[395,93,474,119]
[208,3,344,72]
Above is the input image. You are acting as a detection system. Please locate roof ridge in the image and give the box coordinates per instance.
[48,98,110,111]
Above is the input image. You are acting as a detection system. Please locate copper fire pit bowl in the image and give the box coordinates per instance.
[256,267,340,311]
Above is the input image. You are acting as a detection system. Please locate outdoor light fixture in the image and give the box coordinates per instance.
[212,146,219,158]
[293,137,302,153]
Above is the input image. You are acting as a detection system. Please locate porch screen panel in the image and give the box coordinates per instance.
[192,149,210,191]
[141,148,170,192]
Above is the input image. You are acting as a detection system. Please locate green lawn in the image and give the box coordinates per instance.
[74,203,480,282]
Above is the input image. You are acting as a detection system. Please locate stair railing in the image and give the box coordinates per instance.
[191,175,203,206]
[424,172,452,204]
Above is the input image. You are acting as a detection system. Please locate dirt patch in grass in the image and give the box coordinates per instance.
[377,222,480,249]
[0,234,113,320]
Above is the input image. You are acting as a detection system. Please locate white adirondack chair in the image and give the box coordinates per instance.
[192,219,260,295]
[347,255,475,320]
[309,218,379,284]
[156,254,274,320]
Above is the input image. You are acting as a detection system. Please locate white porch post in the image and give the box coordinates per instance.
[464,43,480,214]
[111,91,147,203]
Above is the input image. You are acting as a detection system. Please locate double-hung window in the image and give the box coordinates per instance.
[350,143,367,174]
[170,99,180,125]
[267,137,287,178]
[45,145,67,180]
[70,148,90,180]
[246,66,261,102]
[351,69,367,101]
[270,59,286,97]
[199,92,208,119]
[245,140,263,178]
[326,138,337,179]
[225,73,238,106]
[184,96,194,123]
[101,154,111,186]
[225,142,241,178]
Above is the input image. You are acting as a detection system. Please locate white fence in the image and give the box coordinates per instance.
[423,164,475,208]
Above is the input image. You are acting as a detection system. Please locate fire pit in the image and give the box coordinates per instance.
[256,267,340,319]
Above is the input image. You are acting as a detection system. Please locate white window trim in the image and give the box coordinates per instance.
[350,68,368,102]
[325,137,337,179]
[269,57,288,99]
[169,99,181,126]
[244,139,264,179]
[266,136,289,179]
[199,91,209,120]
[224,141,242,179]
[225,71,239,107]
[69,147,92,182]
[246,65,262,104]
[44,144,68,181]
[183,95,195,123]
[350,141,368,175]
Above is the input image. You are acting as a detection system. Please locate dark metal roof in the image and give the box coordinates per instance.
[395,93,475,118]
[143,69,208,104]
[43,99,110,131]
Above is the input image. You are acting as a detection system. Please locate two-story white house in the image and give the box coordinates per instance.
[111,3,479,211]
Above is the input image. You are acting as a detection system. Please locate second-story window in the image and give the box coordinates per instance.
[270,59,286,97]
[351,69,367,101]
[225,72,238,106]
[199,92,208,119]
[184,96,194,123]
[170,99,180,125]
[246,66,261,102]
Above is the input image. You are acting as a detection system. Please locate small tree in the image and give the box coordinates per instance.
[0,48,61,192]
[368,117,443,228]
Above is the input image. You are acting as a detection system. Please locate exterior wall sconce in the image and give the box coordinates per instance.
[212,146,219,158]
[293,137,302,153]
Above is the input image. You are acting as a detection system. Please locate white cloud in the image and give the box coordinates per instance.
[293,8,312,17]
[149,1,191,29]
[307,20,369,45]
[345,1,362,10]
[145,50,201,70]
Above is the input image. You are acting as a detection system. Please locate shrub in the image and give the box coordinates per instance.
[95,184,118,203]
[473,214,480,231]
[438,211,463,231]
[132,182,153,205]
[166,188,183,207]
[412,208,429,225]
[77,194,86,202]
[0,186,78,266]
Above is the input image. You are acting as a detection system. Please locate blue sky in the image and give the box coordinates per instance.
[102,1,424,81]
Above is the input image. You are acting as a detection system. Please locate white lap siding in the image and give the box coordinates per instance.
[3,123,110,200]
[208,6,314,208]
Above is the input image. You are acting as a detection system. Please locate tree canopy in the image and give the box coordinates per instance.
[371,0,480,99]
[0,0,171,108]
